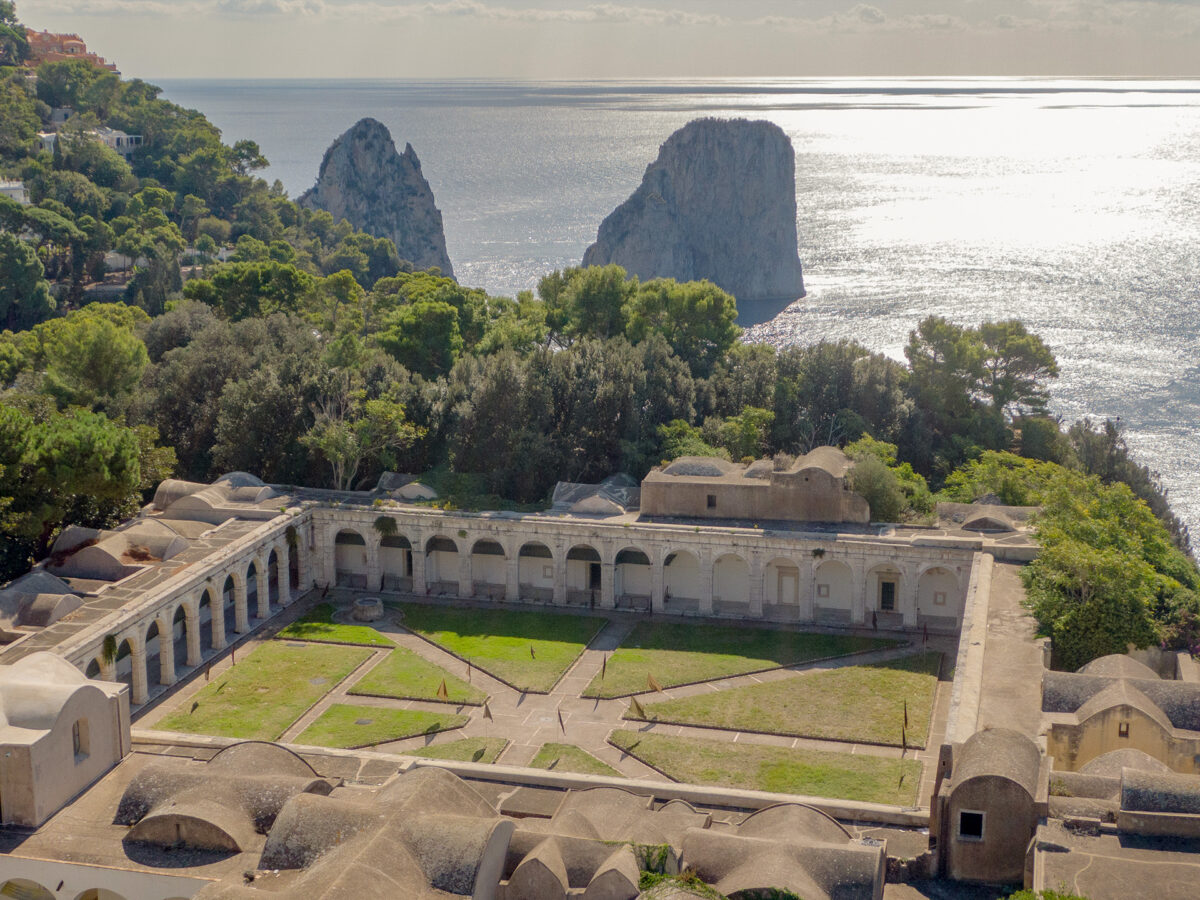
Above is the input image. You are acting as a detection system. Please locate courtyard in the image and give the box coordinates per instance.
[140,589,954,807]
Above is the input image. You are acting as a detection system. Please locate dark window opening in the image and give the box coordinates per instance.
[1119,722,1130,738]
[958,811,984,841]
[706,494,717,509]
[880,580,896,611]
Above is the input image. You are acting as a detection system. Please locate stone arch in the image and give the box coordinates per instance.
[85,657,102,679]
[245,558,260,618]
[813,559,854,625]
[470,538,506,600]
[425,535,460,593]
[518,542,555,602]
[113,633,141,702]
[566,544,602,606]
[663,548,702,607]
[168,603,188,673]
[222,572,242,635]
[614,547,651,610]
[198,586,221,651]
[286,535,300,592]
[334,529,369,588]
[1,880,54,900]
[918,564,962,622]
[713,552,751,612]
[380,533,414,591]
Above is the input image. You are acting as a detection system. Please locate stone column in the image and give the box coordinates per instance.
[650,552,665,614]
[412,537,428,594]
[600,562,616,610]
[278,543,292,605]
[699,551,714,616]
[799,559,815,623]
[233,573,250,633]
[211,597,227,651]
[748,554,764,619]
[99,657,116,683]
[553,544,567,606]
[902,570,919,628]
[296,522,314,590]
[505,552,520,603]
[851,562,868,626]
[255,555,270,619]
[185,601,202,667]
[367,538,382,592]
[158,616,176,686]
[458,549,473,599]
[130,642,148,706]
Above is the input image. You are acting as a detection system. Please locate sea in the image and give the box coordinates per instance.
[153,78,1200,538]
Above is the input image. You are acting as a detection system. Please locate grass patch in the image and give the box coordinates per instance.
[348,646,487,705]
[405,737,509,763]
[583,621,899,698]
[395,603,603,692]
[610,729,921,806]
[294,703,467,749]
[633,652,941,748]
[276,603,395,647]
[529,743,620,776]
[157,642,371,740]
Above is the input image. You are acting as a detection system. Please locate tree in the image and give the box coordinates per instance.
[0,2,28,67]
[183,260,315,320]
[0,76,39,158]
[38,307,149,411]
[537,264,633,343]
[230,139,268,176]
[0,232,55,331]
[375,300,463,377]
[849,454,905,523]
[978,319,1058,417]
[624,278,740,378]
[657,419,727,462]
[709,406,774,461]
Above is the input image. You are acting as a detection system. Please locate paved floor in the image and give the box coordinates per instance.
[974,561,1044,738]
[139,589,956,807]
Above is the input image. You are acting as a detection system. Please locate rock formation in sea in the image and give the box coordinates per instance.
[298,117,454,278]
[582,118,805,304]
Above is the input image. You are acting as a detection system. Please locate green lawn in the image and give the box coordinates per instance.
[157,642,372,740]
[631,652,941,748]
[405,737,509,763]
[294,703,467,749]
[276,603,395,647]
[394,603,603,692]
[583,621,900,698]
[348,646,487,705]
[529,743,621,776]
[609,729,922,806]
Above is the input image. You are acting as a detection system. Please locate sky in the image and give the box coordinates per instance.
[19,0,1200,79]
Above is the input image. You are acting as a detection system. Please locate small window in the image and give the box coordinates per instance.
[958,810,984,842]
[542,565,553,580]
[880,580,897,612]
[1119,722,1130,738]
[706,494,717,509]
[72,719,90,761]
[934,591,947,606]
[816,583,830,599]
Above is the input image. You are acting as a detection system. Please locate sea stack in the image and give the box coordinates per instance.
[299,118,454,278]
[583,118,805,304]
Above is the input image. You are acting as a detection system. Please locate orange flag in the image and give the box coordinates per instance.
[437,678,449,701]
[648,674,664,692]
[629,696,646,719]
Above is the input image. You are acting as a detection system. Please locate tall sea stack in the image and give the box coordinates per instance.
[299,118,454,278]
[583,118,805,304]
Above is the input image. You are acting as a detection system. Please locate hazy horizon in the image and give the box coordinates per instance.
[22,1,1200,81]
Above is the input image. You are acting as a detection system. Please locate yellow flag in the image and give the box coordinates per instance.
[648,674,664,692]
[630,696,646,719]
[437,678,449,701]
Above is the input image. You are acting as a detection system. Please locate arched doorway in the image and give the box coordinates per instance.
[425,536,459,595]
[517,542,554,603]
[867,563,904,629]
[470,539,506,600]
[144,621,164,687]
[334,530,368,588]
[245,560,260,619]
[614,548,651,611]
[919,566,960,630]
[713,553,750,617]
[267,548,281,606]
[664,549,701,613]
[813,559,854,626]
[85,658,101,679]
[198,588,217,651]
[222,575,239,635]
[113,638,134,693]
[380,534,413,591]
[172,604,189,672]
[565,544,601,607]
[764,557,803,621]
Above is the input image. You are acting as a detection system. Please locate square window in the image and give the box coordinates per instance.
[542,565,553,580]
[934,591,947,606]
[1119,722,1130,738]
[817,584,830,599]
[706,494,717,509]
[958,810,984,842]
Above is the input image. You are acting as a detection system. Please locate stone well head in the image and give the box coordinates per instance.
[352,597,384,622]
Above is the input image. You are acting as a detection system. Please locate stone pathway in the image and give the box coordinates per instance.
[137,590,955,804]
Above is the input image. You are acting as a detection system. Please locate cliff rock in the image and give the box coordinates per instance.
[299,118,454,277]
[583,118,805,303]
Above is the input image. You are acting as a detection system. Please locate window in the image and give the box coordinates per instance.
[542,565,553,580]
[958,810,984,842]
[880,580,896,611]
[934,591,947,606]
[1119,722,1130,738]
[706,494,717,509]
[816,583,830,599]
[72,719,90,761]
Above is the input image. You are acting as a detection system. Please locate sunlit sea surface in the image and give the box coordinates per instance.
[153,78,1200,537]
